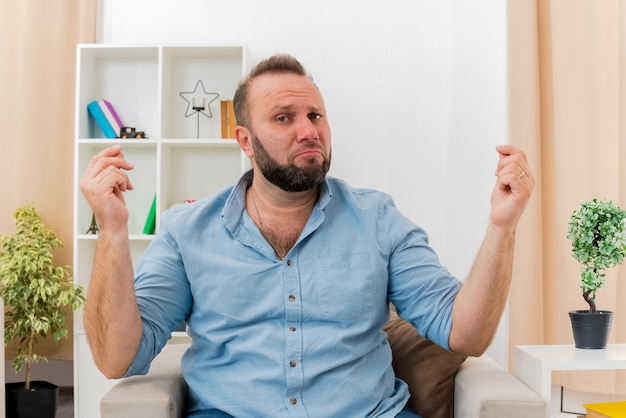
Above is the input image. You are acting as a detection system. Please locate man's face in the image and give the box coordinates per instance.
[244,73,332,192]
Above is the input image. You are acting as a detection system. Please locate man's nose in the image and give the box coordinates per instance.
[295,117,319,141]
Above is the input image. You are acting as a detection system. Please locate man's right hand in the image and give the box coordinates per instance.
[81,144,143,378]
[79,144,135,233]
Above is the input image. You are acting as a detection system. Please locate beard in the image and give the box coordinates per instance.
[251,132,331,192]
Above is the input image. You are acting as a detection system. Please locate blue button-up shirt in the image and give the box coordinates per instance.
[126,171,462,417]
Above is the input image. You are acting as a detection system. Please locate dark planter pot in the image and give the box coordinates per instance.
[569,310,614,349]
[5,380,59,418]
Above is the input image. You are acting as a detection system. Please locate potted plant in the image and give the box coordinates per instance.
[0,205,85,418]
[567,198,626,349]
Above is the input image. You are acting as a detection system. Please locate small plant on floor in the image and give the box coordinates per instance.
[0,205,85,391]
[567,198,626,314]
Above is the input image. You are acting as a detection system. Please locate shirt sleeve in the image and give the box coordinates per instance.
[382,196,462,351]
[124,212,192,376]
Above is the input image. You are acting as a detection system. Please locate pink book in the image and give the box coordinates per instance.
[98,99,124,137]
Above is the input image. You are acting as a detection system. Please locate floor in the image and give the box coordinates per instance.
[57,387,73,418]
[554,384,626,417]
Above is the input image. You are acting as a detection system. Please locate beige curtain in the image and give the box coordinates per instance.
[509,0,626,394]
[0,0,96,361]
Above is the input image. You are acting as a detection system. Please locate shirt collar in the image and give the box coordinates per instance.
[221,169,332,232]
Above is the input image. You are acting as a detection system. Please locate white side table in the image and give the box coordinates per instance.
[514,344,626,418]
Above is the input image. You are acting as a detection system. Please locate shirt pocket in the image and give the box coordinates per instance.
[310,252,374,320]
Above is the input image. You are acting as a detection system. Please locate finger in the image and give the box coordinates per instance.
[83,147,135,189]
[85,145,134,174]
[497,164,533,189]
[493,146,535,195]
[494,146,529,176]
[116,167,134,192]
[82,165,133,204]
[496,166,535,200]
[85,145,121,170]
[95,165,134,193]
[501,164,529,184]
[495,144,519,155]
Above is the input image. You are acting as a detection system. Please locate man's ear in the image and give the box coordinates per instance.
[235,126,254,158]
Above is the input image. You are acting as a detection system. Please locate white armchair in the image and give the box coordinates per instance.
[100,344,546,418]
[101,313,546,418]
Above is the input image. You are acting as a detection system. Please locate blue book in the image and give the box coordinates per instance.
[87,100,116,138]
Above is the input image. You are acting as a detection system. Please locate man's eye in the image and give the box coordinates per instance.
[309,113,322,121]
[276,116,288,123]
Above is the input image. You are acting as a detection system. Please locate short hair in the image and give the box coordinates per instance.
[233,54,313,129]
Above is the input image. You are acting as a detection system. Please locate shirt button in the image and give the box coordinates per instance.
[289,327,296,332]
[290,398,297,405]
[287,260,293,266]
[289,295,296,302]
[289,360,296,367]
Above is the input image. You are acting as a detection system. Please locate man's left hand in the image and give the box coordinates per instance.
[490,145,535,228]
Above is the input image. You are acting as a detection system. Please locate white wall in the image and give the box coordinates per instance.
[99,0,509,366]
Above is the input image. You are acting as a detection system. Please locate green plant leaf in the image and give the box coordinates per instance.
[568,199,626,311]
[0,204,85,383]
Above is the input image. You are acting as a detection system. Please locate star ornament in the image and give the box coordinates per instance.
[179,80,220,118]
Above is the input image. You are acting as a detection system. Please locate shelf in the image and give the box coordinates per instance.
[161,138,238,145]
[76,46,159,140]
[161,45,246,139]
[77,138,158,145]
[76,234,154,241]
[73,44,249,418]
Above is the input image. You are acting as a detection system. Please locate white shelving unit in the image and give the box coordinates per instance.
[72,44,249,418]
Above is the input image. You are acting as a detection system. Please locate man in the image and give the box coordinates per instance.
[80,54,534,418]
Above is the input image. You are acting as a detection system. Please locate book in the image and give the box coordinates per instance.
[87,100,116,138]
[220,100,236,139]
[585,400,626,417]
[98,99,124,137]
[143,194,157,234]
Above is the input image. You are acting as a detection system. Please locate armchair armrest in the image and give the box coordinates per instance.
[100,342,547,418]
[100,343,190,418]
[455,355,546,418]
